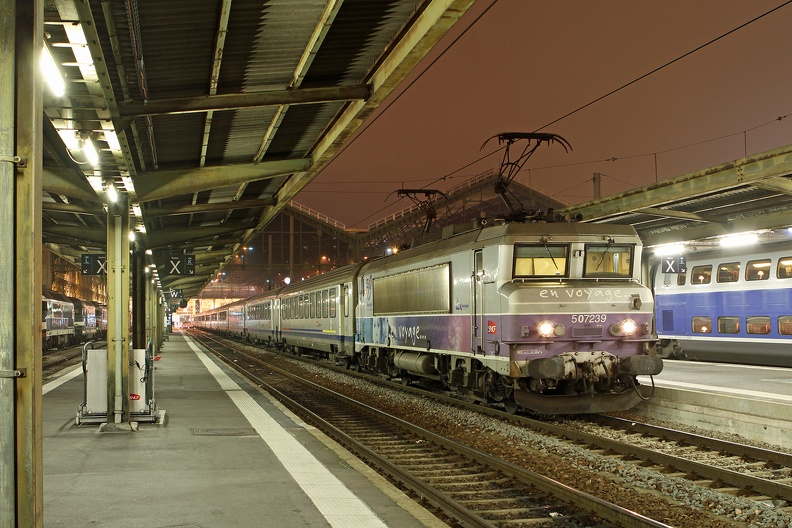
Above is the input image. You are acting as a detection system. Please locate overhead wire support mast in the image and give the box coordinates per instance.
[481,132,572,221]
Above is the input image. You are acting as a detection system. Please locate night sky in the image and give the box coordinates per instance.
[298,0,792,229]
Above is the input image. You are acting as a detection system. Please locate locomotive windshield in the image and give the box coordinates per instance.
[583,243,634,278]
[513,244,569,278]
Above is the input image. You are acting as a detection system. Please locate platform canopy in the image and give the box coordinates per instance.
[41,0,477,299]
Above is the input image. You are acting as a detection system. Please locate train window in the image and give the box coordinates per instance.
[513,244,568,277]
[777,257,792,279]
[717,316,740,334]
[716,262,740,283]
[746,316,771,334]
[691,316,712,333]
[583,244,633,278]
[690,265,712,284]
[303,294,309,319]
[779,316,792,335]
[322,290,329,318]
[310,292,316,318]
[746,259,771,281]
[329,288,337,318]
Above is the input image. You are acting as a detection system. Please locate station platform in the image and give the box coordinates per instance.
[43,332,445,528]
[635,361,792,448]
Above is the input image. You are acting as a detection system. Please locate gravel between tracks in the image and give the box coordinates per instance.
[236,345,791,528]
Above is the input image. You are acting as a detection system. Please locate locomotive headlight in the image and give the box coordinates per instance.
[610,318,637,336]
[537,321,565,337]
[537,320,555,337]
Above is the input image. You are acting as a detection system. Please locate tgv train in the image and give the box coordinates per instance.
[654,239,792,367]
[42,290,107,350]
[195,219,662,415]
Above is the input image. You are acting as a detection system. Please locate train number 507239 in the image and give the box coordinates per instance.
[570,314,607,324]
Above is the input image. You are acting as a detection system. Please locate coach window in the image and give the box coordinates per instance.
[690,265,712,284]
[778,257,792,278]
[329,288,337,318]
[746,259,771,281]
[691,316,712,333]
[779,316,792,335]
[310,292,316,318]
[322,290,329,318]
[748,260,773,281]
[717,316,740,334]
[716,262,740,283]
[746,316,771,334]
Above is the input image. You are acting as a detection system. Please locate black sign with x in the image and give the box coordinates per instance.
[81,254,107,275]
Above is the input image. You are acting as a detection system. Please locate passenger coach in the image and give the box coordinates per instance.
[654,239,792,367]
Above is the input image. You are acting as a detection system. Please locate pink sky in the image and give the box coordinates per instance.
[299,0,792,229]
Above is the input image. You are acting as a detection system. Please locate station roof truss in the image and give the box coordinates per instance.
[557,144,792,251]
[40,0,477,299]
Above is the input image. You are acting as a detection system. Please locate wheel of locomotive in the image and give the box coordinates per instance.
[503,398,519,415]
[400,371,412,386]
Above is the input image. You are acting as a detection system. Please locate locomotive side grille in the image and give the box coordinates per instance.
[572,326,603,337]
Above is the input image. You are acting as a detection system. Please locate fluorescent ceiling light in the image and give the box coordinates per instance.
[83,137,99,166]
[719,233,758,248]
[653,243,685,256]
[41,45,65,97]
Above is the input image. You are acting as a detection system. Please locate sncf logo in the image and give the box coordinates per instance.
[487,321,497,334]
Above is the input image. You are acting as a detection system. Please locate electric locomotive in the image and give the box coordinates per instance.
[352,220,661,414]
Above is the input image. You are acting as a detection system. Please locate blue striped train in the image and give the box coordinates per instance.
[653,238,792,368]
[194,219,663,415]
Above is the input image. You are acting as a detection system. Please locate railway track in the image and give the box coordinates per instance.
[190,330,792,526]
[42,341,106,376]
[192,332,670,528]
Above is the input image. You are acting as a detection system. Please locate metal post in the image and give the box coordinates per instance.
[593,172,602,200]
[0,0,18,521]
[106,199,130,425]
[6,0,45,523]
[132,245,146,349]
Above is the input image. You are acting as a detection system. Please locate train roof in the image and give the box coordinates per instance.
[364,220,642,270]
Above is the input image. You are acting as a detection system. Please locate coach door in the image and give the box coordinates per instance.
[472,250,484,354]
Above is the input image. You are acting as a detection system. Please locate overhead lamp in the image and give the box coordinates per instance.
[82,136,99,166]
[105,181,118,203]
[41,44,65,97]
[653,243,685,256]
[719,233,758,248]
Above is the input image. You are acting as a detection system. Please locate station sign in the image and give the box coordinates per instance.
[168,289,184,299]
[81,254,107,275]
[662,256,687,274]
[167,254,195,276]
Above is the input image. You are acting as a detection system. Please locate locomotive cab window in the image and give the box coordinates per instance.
[716,262,740,283]
[583,244,633,278]
[778,257,792,279]
[746,259,771,281]
[513,244,568,277]
[691,265,712,284]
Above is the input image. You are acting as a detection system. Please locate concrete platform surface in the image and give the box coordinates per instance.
[43,333,446,528]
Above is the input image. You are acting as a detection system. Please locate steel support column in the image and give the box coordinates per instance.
[1,0,44,524]
[106,199,130,424]
[132,245,146,350]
